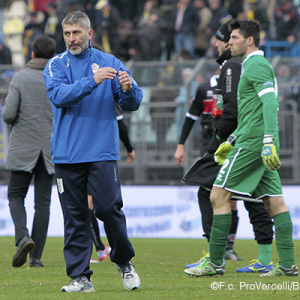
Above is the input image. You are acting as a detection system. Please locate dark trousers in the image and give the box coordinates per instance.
[54,161,135,279]
[244,201,273,244]
[198,187,213,240]
[8,153,53,259]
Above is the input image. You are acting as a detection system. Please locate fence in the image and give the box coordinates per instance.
[118,57,300,185]
[0,57,300,185]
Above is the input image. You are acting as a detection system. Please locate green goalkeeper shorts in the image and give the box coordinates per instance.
[213,146,282,198]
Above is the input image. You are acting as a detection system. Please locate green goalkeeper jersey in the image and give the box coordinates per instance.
[233,50,279,151]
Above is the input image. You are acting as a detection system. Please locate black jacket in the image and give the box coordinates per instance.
[179,78,216,156]
[208,49,241,153]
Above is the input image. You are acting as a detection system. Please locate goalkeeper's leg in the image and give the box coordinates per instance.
[209,187,233,266]
[263,196,296,269]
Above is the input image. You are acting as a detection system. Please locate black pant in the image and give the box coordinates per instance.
[55,161,135,279]
[8,153,53,259]
[198,187,213,240]
[244,201,273,244]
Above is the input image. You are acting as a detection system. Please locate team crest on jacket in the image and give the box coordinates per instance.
[91,63,99,73]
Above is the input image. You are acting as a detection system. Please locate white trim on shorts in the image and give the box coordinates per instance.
[213,147,242,189]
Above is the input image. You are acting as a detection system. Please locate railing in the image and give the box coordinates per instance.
[0,56,300,185]
[263,41,300,58]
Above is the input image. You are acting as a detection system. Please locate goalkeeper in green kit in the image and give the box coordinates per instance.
[186,19,298,277]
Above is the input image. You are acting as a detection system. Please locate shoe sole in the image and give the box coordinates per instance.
[236,268,272,273]
[184,270,224,277]
[29,264,44,267]
[12,241,35,267]
[124,283,141,291]
[61,288,95,293]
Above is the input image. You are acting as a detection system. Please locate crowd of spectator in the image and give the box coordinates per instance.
[0,0,300,66]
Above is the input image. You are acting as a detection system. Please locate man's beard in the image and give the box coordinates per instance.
[67,40,89,55]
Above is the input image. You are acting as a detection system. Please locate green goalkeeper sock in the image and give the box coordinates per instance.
[257,244,272,265]
[209,212,232,266]
[273,211,295,268]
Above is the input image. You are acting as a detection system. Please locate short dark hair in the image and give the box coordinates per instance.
[229,19,261,47]
[32,35,56,59]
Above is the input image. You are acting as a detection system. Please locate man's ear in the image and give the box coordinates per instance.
[88,28,93,40]
[247,36,254,46]
[32,51,36,59]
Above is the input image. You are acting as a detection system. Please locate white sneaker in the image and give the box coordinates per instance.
[116,261,141,291]
[61,276,95,293]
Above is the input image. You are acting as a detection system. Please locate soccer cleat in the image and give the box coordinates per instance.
[61,276,95,293]
[116,261,141,291]
[260,264,298,277]
[97,243,111,261]
[12,236,35,267]
[29,258,44,267]
[224,250,243,261]
[184,257,225,277]
[236,259,273,273]
[185,251,209,268]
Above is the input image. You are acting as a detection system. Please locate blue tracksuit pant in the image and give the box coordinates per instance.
[55,161,135,279]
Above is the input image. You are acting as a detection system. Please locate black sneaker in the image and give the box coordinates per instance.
[29,258,44,267]
[12,236,35,267]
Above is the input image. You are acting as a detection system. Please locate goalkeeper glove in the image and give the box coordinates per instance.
[214,134,236,165]
[261,135,281,170]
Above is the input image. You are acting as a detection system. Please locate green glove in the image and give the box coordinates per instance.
[214,134,236,165]
[261,135,281,170]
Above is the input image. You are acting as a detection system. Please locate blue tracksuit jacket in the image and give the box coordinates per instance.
[43,45,143,164]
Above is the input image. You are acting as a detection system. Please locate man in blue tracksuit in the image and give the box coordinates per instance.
[43,10,143,293]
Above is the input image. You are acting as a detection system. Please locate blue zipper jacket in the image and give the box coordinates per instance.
[43,44,143,164]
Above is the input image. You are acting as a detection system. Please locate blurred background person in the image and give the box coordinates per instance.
[2,35,56,268]
[0,38,12,65]
[274,0,300,43]
[173,0,200,59]
[194,0,212,58]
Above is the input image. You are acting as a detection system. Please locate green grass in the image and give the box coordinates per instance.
[0,237,299,299]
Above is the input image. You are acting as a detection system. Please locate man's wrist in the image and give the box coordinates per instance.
[263,135,274,144]
[122,85,132,92]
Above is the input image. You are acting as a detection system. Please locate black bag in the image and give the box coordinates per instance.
[181,153,221,188]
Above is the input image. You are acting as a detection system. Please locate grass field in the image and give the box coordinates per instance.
[0,237,299,299]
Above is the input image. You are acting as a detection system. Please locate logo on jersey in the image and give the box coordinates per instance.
[263,81,273,86]
[91,63,99,73]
